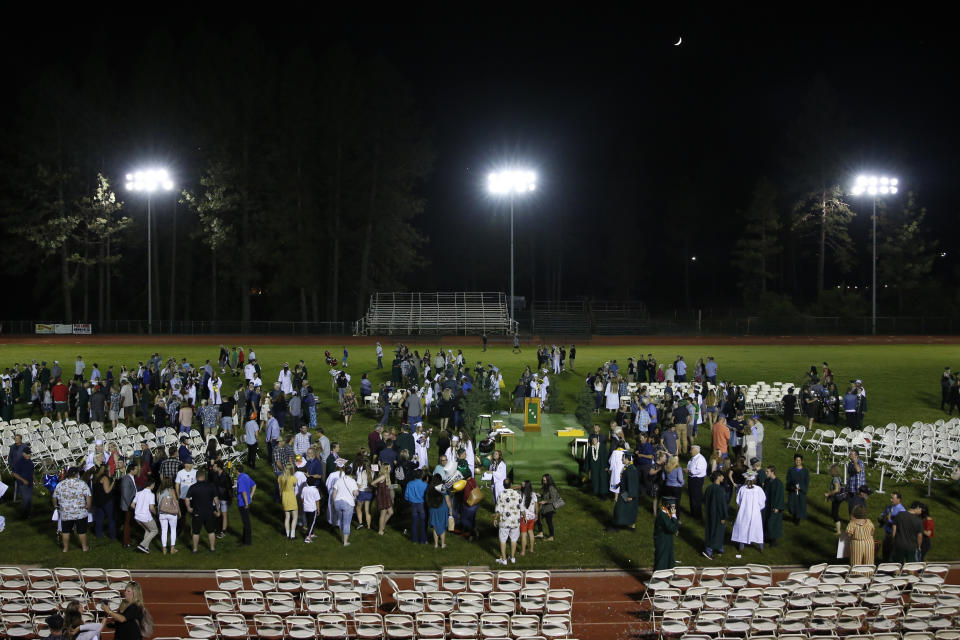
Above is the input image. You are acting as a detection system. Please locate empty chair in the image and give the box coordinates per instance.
[425,590,455,614]
[456,591,485,615]
[468,571,495,596]
[302,590,334,615]
[746,564,773,587]
[106,569,132,590]
[0,568,28,591]
[284,615,317,640]
[248,570,276,593]
[393,590,424,614]
[2,613,34,638]
[441,569,468,592]
[488,591,517,614]
[450,612,480,639]
[480,612,511,639]
[670,566,697,591]
[276,570,302,593]
[26,590,58,615]
[0,591,28,614]
[215,613,250,639]
[184,615,218,639]
[53,568,83,590]
[545,589,574,615]
[353,613,385,640]
[297,570,325,591]
[90,589,123,611]
[509,614,541,638]
[539,613,572,640]
[697,568,726,589]
[496,570,524,593]
[354,572,382,610]
[333,590,363,615]
[693,611,724,635]
[383,613,415,639]
[722,607,754,636]
[519,586,548,615]
[524,570,551,589]
[415,612,446,640]
[414,572,441,593]
[723,567,750,589]
[317,613,349,639]
[204,590,236,614]
[216,569,244,592]
[235,590,265,615]
[265,591,296,615]
[325,572,353,593]
[79,569,108,592]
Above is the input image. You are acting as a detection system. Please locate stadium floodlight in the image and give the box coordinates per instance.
[851,173,900,336]
[488,169,537,332]
[127,168,176,334]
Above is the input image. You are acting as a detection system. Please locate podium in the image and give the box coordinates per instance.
[523,398,541,432]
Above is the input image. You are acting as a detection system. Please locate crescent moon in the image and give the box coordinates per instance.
[674,37,682,46]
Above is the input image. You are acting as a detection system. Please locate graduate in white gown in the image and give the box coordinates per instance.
[457,430,475,472]
[489,451,508,503]
[414,424,430,470]
[608,448,626,495]
[539,374,550,408]
[732,471,766,549]
[605,380,620,411]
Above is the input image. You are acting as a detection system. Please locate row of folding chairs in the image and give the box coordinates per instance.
[184,611,574,640]
[1,587,123,614]
[215,566,384,593]
[676,633,958,640]
[660,605,958,638]
[405,570,552,594]
[389,588,574,617]
[0,567,132,592]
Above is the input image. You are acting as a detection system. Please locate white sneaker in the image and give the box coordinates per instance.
[510,557,516,564]
[495,558,507,565]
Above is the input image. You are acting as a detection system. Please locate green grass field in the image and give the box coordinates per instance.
[2,340,959,570]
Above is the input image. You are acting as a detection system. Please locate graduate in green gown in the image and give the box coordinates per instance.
[702,470,728,559]
[762,465,785,547]
[612,454,640,529]
[0,386,14,421]
[585,431,608,497]
[653,496,680,570]
[785,454,811,524]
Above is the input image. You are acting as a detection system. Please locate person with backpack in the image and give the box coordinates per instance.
[156,478,180,555]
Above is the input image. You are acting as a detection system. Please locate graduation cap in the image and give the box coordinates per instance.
[662,496,678,505]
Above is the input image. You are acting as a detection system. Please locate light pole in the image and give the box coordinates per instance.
[126,169,175,334]
[488,170,537,332]
[851,174,899,336]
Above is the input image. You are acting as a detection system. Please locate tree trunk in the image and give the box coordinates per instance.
[211,250,218,322]
[357,139,380,318]
[169,199,177,328]
[151,207,161,328]
[817,189,827,298]
[105,236,111,323]
[61,243,73,323]
[300,288,308,323]
[328,141,342,321]
[311,288,319,323]
[240,130,252,326]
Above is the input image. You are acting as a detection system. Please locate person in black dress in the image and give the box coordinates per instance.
[102,581,146,640]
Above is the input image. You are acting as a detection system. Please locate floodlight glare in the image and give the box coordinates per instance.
[856,175,867,187]
[868,186,877,195]
[890,187,898,194]
[850,172,901,337]
[890,178,898,186]
[880,186,889,194]
[488,170,537,195]
[880,177,889,185]
[868,176,878,185]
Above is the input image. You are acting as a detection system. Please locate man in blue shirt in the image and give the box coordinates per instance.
[265,414,281,465]
[661,423,679,457]
[705,357,718,384]
[842,386,859,427]
[647,401,659,434]
[342,345,349,368]
[178,436,192,463]
[11,447,35,517]
[235,463,256,546]
[881,492,906,562]
[378,439,398,471]
[404,469,428,544]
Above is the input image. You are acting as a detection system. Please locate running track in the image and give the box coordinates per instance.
[116,566,960,639]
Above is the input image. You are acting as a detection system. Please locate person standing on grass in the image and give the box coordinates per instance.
[156,478,180,555]
[762,466,784,547]
[52,466,92,552]
[331,461,359,546]
[426,473,449,549]
[824,464,845,535]
[653,496,680,570]
[405,468,428,544]
[186,469,220,553]
[11,446,34,518]
[786,454,810,525]
[782,387,797,431]
[494,478,522,565]
[301,477,322,543]
[846,450,866,515]
[244,415,259,468]
[376,342,384,369]
[686,445,707,519]
[891,501,924,563]
[732,470,765,552]
[132,477,158,553]
[702,471,728,559]
[611,453,640,531]
[236,464,256,546]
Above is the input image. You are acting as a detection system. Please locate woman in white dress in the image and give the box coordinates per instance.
[492,371,503,404]
[552,346,561,375]
[489,449,508,503]
[423,384,435,417]
[605,377,621,411]
[414,424,430,470]
[458,429,475,473]
[539,374,550,409]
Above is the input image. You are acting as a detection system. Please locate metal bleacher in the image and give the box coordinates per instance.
[590,301,650,334]
[531,301,591,337]
[357,292,517,335]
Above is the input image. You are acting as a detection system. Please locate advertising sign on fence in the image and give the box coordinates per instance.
[54,324,72,334]
[72,324,92,335]
[35,324,55,334]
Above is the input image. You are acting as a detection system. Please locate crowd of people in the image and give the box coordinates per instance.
[0,344,943,569]
[575,354,936,569]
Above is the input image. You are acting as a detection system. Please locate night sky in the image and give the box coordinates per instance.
[3,17,956,313]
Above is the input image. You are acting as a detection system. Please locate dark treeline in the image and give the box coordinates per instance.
[0,29,433,325]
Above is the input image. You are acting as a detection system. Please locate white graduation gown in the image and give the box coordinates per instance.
[608,449,626,494]
[415,434,430,470]
[605,382,620,411]
[732,484,766,545]
[463,439,475,472]
[278,370,293,395]
[491,461,507,503]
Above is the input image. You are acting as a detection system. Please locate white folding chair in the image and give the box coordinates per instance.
[425,590,455,614]
[496,570,524,593]
[284,615,317,640]
[204,590,236,614]
[265,591,296,615]
[383,613,415,639]
[184,615,218,639]
[479,612,511,639]
[414,612,445,640]
[354,612,385,639]
[215,613,250,639]
[509,614,541,638]
[248,570,276,593]
[413,572,441,593]
[317,613,349,639]
[216,569,244,592]
[450,612,480,639]
[488,591,517,614]
[455,592,485,615]
[467,571,495,596]
[302,590,334,615]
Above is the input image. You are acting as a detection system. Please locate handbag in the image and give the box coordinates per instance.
[466,487,483,507]
[553,494,565,509]
[447,515,456,531]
